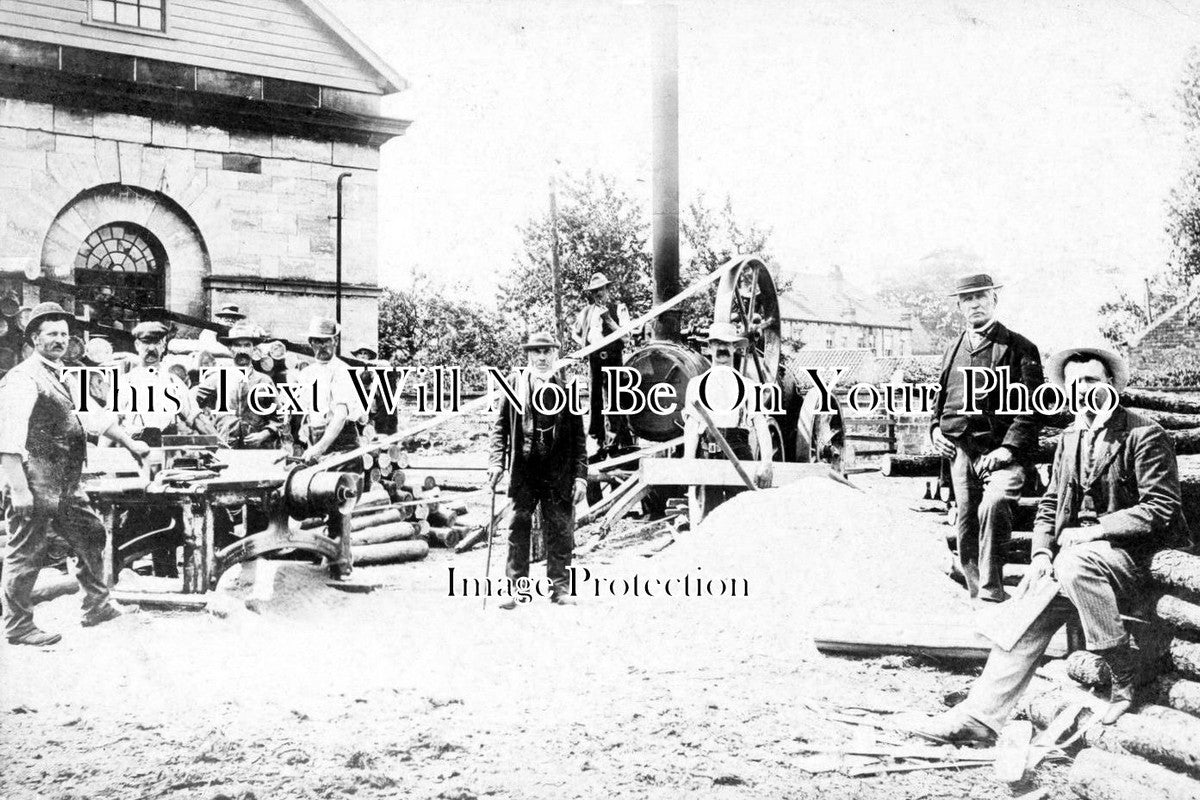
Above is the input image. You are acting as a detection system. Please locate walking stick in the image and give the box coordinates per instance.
[483,479,497,610]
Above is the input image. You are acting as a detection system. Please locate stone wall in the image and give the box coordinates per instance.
[0,97,382,347]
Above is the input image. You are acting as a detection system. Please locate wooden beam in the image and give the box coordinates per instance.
[640,457,829,487]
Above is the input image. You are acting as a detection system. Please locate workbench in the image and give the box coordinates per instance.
[83,448,300,594]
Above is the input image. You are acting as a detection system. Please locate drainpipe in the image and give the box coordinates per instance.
[335,172,352,349]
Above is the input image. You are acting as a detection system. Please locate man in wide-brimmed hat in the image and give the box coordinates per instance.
[931,273,1044,603]
[0,303,150,646]
[295,316,367,465]
[913,345,1190,743]
[681,323,774,514]
[194,320,282,449]
[488,331,587,608]
[213,303,246,328]
[572,271,634,452]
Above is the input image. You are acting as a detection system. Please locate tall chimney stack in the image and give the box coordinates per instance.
[651,1,681,341]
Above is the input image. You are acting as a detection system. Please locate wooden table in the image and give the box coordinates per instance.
[84,448,292,594]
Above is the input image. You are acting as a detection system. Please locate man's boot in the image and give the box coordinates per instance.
[1098,643,1137,725]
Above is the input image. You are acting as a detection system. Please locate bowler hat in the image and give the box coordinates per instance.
[948,273,1003,296]
[23,302,74,343]
[521,331,560,350]
[1047,345,1129,393]
[706,322,747,345]
[132,320,170,342]
[219,321,267,345]
[585,272,613,292]
[307,317,340,339]
[215,303,246,320]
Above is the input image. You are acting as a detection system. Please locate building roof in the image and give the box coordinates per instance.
[787,348,875,386]
[779,268,909,329]
[1127,288,1200,348]
[296,0,409,93]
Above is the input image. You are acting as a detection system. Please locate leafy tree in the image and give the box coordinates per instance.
[679,192,781,334]
[499,171,652,341]
[875,248,972,352]
[378,273,521,384]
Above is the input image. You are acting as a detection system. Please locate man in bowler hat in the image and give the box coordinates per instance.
[487,331,587,607]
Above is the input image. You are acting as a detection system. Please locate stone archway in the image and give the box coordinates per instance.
[38,184,211,322]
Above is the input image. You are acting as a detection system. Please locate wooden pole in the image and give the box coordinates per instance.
[550,175,564,346]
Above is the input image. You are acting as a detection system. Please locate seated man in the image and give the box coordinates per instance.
[913,346,1192,742]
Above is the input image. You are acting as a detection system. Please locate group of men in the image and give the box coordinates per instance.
[0,301,375,645]
[914,273,1193,738]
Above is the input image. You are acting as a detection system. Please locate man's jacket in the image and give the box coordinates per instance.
[488,370,587,498]
[931,322,1043,458]
[1033,406,1192,557]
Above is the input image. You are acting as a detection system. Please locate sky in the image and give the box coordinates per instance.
[333,0,1200,350]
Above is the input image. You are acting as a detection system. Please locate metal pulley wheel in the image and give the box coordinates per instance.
[712,255,782,384]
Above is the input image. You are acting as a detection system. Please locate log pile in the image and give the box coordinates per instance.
[1019,547,1200,798]
[298,470,486,566]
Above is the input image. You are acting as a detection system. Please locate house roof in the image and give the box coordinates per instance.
[787,348,875,386]
[296,0,409,93]
[1127,288,1200,348]
[779,271,909,329]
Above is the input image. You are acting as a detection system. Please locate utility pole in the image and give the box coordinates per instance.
[1145,277,1153,324]
[550,175,564,345]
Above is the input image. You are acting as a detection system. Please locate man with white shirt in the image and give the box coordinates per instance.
[0,303,150,646]
[572,272,634,451]
[295,317,365,465]
[120,321,214,442]
[682,322,774,510]
[912,346,1191,743]
[487,331,587,607]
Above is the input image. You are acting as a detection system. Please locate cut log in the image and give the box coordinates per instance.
[352,539,429,565]
[1143,409,1200,430]
[1151,550,1200,597]
[1175,429,1200,457]
[424,526,463,548]
[1157,594,1200,635]
[881,453,942,478]
[1172,640,1200,681]
[1026,692,1200,778]
[1069,747,1200,800]
[1066,650,1111,688]
[357,488,391,509]
[1124,389,1200,415]
[412,503,430,521]
[428,509,458,528]
[454,526,488,554]
[1155,676,1200,718]
[351,521,423,546]
[348,508,405,533]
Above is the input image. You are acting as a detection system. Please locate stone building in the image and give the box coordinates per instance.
[0,0,407,367]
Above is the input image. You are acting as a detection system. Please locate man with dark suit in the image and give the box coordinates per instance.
[931,274,1044,602]
[487,331,588,608]
[572,272,634,452]
[913,346,1191,742]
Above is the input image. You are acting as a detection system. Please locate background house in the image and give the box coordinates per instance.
[780,266,914,357]
[0,0,407,370]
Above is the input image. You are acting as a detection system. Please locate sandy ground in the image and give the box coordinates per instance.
[0,464,1072,800]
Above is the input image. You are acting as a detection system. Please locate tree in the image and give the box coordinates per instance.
[875,248,972,352]
[1100,49,1200,344]
[378,273,521,384]
[679,192,780,334]
[499,171,652,341]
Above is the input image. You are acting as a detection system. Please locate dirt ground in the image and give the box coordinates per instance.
[0,420,1073,800]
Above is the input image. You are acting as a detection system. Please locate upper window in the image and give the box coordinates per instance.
[91,0,164,32]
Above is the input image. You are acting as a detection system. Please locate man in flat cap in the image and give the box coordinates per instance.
[195,321,282,449]
[913,346,1190,742]
[0,303,150,646]
[931,274,1043,603]
[572,272,634,453]
[296,317,366,465]
[488,331,587,607]
[120,320,214,442]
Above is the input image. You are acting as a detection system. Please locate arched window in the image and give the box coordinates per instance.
[73,222,166,330]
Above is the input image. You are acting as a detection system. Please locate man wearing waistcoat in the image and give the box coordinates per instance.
[0,303,150,646]
[913,346,1190,742]
[487,331,588,608]
[572,272,634,452]
[931,274,1044,603]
